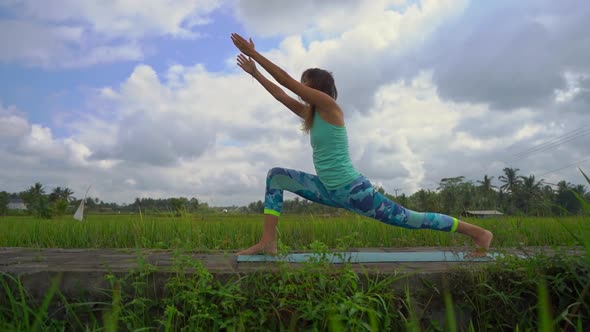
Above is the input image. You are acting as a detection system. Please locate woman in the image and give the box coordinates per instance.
[230,33,493,257]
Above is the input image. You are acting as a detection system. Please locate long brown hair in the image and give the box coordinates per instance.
[300,68,338,133]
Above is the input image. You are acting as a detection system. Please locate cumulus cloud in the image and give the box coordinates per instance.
[238,0,470,115]
[0,103,30,139]
[424,0,590,110]
[8,0,221,38]
[0,101,96,194]
[0,0,221,68]
[47,62,316,204]
[234,0,373,37]
[0,20,143,68]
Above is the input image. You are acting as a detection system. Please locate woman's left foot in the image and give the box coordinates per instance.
[237,240,277,255]
[465,248,489,259]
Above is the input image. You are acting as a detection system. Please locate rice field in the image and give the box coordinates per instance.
[0,213,587,250]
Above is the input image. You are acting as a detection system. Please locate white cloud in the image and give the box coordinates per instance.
[26,61,311,203]
[349,72,486,192]
[0,103,30,139]
[0,101,103,196]
[7,0,221,38]
[249,0,470,115]
[0,0,222,68]
[554,71,590,103]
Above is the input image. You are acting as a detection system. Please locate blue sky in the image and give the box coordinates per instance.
[0,3,240,134]
[0,0,589,205]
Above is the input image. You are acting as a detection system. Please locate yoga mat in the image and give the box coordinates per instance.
[237,251,509,263]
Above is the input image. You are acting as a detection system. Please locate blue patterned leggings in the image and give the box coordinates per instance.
[264,167,458,232]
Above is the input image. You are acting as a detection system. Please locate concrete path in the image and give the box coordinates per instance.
[1,246,529,275]
[0,246,562,300]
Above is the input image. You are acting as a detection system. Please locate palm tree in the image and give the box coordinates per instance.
[477,175,496,191]
[49,187,63,203]
[572,184,587,196]
[29,182,46,197]
[554,181,581,215]
[517,175,544,215]
[520,175,543,194]
[477,175,497,209]
[499,167,521,194]
[62,188,75,202]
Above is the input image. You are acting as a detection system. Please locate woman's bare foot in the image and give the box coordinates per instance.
[456,221,494,258]
[237,214,279,255]
[466,229,494,258]
[474,229,493,251]
[237,240,277,255]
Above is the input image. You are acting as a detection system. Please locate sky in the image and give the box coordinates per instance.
[1,0,589,206]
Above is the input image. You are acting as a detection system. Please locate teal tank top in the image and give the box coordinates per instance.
[310,111,361,189]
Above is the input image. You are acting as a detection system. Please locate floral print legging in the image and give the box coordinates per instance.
[264,167,458,232]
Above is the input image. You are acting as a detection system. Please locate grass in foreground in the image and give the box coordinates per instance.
[0,244,588,331]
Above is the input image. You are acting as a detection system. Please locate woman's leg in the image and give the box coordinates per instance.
[335,177,493,254]
[237,167,341,255]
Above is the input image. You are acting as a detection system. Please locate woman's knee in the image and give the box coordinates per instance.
[267,167,287,180]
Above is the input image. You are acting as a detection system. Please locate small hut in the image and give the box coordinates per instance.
[461,210,504,218]
[7,198,27,210]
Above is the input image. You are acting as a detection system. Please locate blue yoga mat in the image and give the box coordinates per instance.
[237,251,506,263]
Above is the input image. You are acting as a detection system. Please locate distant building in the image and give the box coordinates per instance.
[7,198,27,210]
[461,210,504,218]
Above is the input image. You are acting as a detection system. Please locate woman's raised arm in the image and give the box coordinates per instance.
[231,33,338,112]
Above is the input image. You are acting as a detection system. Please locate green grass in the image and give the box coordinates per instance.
[0,214,588,250]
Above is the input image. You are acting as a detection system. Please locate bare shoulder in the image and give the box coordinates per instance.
[316,105,345,126]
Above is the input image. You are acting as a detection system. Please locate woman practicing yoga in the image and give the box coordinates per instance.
[231,33,493,257]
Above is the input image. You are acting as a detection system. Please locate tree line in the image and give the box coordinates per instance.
[1,167,589,218]
[0,183,205,218]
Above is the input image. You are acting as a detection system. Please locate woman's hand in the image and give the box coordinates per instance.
[231,33,256,56]
[237,54,257,76]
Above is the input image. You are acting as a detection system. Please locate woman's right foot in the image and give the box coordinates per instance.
[474,229,493,251]
[466,229,494,258]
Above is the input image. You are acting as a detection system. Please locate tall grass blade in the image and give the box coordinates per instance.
[574,168,590,264]
[328,313,345,332]
[1,273,31,331]
[444,289,458,332]
[537,278,554,332]
[571,191,590,213]
[104,282,122,332]
[31,274,61,331]
[405,286,421,332]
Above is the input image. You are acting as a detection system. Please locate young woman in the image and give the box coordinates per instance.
[231,33,493,257]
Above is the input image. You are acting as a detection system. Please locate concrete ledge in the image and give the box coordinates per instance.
[0,246,568,301]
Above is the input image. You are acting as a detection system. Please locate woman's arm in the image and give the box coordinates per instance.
[253,70,309,119]
[232,33,338,112]
[237,54,308,119]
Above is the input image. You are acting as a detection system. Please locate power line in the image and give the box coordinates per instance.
[511,127,590,161]
[538,156,590,177]
[400,125,589,193]
[510,123,590,158]
[477,124,590,177]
